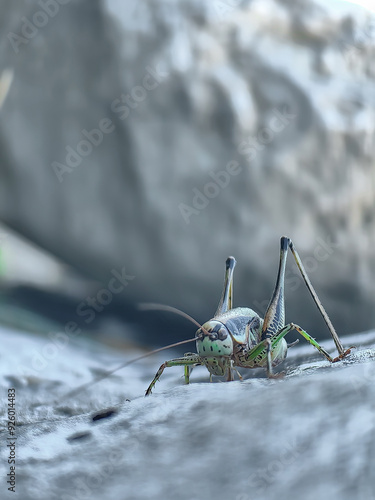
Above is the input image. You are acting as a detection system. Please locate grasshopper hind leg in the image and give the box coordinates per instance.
[215,256,236,316]
[261,236,351,360]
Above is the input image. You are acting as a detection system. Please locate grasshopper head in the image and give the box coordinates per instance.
[195,320,233,376]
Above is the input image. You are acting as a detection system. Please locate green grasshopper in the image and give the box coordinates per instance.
[145,236,352,395]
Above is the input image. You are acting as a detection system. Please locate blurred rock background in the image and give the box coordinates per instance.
[0,0,374,347]
[1,2,375,500]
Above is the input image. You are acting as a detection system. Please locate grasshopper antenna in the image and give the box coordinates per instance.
[58,304,207,401]
[138,303,210,335]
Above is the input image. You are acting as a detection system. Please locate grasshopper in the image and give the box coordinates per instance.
[145,236,352,395]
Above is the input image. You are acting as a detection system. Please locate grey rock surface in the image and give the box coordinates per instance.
[1,325,375,499]
[0,0,374,337]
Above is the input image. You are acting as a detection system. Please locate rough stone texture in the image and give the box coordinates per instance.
[1,326,375,500]
[0,0,374,339]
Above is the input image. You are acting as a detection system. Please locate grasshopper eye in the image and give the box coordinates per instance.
[196,329,204,340]
[217,328,228,341]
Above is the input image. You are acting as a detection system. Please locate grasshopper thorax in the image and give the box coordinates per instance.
[195,320,234,376]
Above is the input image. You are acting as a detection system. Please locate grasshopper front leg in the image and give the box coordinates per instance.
[145,354,201,396]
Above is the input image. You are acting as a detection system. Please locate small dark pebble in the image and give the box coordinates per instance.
[55,406,80,417]
[67,431,92,443]
[92,408,118,422]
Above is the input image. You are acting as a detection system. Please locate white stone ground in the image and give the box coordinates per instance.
[1,327,375,500]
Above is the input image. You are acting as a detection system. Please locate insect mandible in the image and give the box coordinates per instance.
[145,236,352,395]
